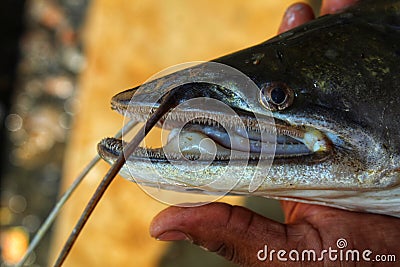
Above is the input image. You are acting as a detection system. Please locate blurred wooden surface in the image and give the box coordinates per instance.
[50,1,303,266]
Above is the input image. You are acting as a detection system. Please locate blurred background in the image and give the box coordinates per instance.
[1,0,320,266]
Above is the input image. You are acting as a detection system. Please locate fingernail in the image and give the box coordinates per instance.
[156,231,191,241]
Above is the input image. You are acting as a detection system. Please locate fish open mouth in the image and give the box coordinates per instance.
[98,105,333,163]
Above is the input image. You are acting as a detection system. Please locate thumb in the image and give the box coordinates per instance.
[150,202,297,266]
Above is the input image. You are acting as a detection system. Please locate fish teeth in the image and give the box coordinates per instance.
[115,105,293,140]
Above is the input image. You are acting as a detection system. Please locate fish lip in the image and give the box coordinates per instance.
[98,137,123,158]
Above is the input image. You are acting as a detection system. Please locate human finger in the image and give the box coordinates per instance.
[278,2,315,34]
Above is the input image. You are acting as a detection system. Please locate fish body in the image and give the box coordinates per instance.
[98,0,400,217]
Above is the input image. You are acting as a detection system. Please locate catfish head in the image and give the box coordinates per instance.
[98,0,400,217]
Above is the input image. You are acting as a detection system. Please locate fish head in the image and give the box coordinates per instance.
[98,1,400,215]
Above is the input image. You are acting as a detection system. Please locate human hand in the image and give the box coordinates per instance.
[150,1,400,266]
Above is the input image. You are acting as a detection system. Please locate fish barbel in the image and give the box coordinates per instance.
[98,0,400,217]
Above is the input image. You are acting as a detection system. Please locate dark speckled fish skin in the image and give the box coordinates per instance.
[212,0,400,155]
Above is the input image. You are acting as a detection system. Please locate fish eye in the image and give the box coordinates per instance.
[270,86,287,105]
[260,82,294,111]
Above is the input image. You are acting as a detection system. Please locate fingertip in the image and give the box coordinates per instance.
[149,202,230,240]
[149,205,185,238]
[278,2,315,34]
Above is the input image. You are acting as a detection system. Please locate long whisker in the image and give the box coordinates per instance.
[15,119,139,267]
[52,88,180,267]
